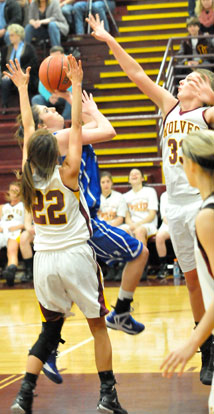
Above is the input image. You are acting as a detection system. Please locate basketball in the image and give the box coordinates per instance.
[38,55,72,93]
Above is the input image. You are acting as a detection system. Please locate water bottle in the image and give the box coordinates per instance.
[173,258,180,285]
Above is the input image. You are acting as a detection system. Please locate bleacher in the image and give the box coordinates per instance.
[0,0,193,277]
[0,0,190,205]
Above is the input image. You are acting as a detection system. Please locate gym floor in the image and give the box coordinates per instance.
[0,282,210,413]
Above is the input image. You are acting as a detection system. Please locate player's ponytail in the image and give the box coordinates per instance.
[21,129,59,211]
[22,160,36,212]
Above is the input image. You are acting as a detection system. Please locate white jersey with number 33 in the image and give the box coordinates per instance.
[162,102,211,202]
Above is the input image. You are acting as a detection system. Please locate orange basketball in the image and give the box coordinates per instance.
[38,55,72,93]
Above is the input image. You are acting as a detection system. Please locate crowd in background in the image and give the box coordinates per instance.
[1,0,214,283]
[0,0,214,113]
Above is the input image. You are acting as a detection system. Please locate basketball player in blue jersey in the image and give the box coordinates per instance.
[161,130,214,412]
[86,13,214,385]
[6,57,128,414]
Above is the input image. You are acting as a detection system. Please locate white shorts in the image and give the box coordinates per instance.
[34,243,109,319]
[166,197,202,273]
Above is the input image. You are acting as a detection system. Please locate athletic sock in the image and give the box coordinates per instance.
[114,288,134,314]
[24,373,38,386]
[98,370,116,391]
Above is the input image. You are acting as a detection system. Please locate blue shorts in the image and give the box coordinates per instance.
[88,217,143,266]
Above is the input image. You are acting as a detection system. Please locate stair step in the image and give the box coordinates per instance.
[114,33,187,43]
[119,23,186,32]
[122,12,188,21]
[100,106,156,115]
[94,146,158,156]
[127,2,188,10]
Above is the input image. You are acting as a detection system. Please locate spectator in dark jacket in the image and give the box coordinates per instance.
[0,0,22,45]
[177,17,213,68]
[1,23,38,113]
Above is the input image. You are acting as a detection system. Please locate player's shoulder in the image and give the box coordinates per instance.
[196,208,214,241]
[196,207,214,227]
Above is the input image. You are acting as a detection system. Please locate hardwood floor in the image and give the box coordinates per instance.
[0,285,210,413]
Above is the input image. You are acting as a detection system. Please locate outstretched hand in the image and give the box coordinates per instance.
[3,59,31,89]
[85,13,111,41]
[64,54,83,85]
[160,340,197,378]
[82,90,98,114]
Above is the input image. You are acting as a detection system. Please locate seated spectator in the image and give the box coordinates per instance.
[155,191,171,279]
[25,0,69,47]
[98,170,127,281]
[98,170,127,227]
[123,168,158,246]
[17,0,29,27]
[188,0,196,16]
[0,0,22,46]
[195,0,214,34]
[31,46,72,120]
[1,23,38,114]
[73,0,116,35]
[175,17,214,79]
[20,210,34,283]
[0,181,25,286]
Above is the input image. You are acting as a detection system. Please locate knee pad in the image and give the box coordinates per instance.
[29,317,64,363]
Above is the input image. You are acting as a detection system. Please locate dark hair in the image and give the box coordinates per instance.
[22,129,59,211]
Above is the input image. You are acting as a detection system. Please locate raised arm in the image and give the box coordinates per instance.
[56,90,116,155]
[86,14,177,116]
[60,55,83,189]
[3,59,35,169]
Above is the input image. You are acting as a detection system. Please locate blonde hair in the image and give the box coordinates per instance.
[195,0,214,15]
[193,68,214,93]
[7,24,25,40]
[182,130,214,171]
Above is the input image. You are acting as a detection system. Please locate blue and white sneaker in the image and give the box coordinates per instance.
[42,350,63,384]
[106,309,145,335]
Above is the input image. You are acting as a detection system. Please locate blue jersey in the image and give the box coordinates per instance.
[61,143,143,265]
[79,145,101,218]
